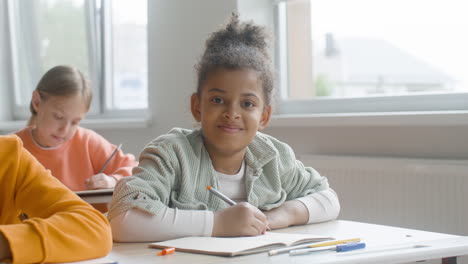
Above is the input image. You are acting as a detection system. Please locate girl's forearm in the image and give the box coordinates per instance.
[281,200,309,226]
[264,200,309,229]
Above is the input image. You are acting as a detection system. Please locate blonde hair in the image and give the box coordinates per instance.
[28,65,92,126]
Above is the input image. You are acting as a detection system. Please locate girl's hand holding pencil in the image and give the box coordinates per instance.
[85,143,122,190]
[208,186,270,237]
[85,173,118,190]
[212,202,269,237]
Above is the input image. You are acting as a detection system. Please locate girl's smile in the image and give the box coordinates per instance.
[218,124,243,133]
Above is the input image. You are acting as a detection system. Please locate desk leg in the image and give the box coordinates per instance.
[442,257,457,264]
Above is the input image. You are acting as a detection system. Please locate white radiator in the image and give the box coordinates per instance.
[299,155,468,236]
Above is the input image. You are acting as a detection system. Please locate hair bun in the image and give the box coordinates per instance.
[195,12,275,107]
[205,13,270,56]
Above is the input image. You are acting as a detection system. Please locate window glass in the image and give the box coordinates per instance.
[110,0,148,109]
[39,0,89,77]
[12,0,90,106]
[280,0,468,100]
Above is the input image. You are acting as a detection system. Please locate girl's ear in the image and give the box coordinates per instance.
[190,93,202,122]
[31,90,42,112]
[258,105,272,131]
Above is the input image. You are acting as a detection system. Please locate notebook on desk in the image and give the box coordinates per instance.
[149,232,333,257]
[75,188,114,197]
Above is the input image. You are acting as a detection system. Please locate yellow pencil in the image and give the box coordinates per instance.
[309,238,361,248]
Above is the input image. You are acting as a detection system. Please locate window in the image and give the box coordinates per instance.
[107,0,147,110]
[275,0,468,114]
[6,0,147,119]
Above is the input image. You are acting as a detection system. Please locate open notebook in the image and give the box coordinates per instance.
[149,232,333,257]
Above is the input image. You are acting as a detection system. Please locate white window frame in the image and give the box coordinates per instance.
[272,1,468,123]
[5,0,148,122]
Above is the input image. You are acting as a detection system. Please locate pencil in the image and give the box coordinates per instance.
[98,144,122,174]
[206,185,236,205]
[206,185,271,231]
[309,238,361,248]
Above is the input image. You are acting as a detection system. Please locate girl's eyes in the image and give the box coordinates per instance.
[242,101,255,108]
[211,97,224,104]
[210,97,256,108]
[52,112,81,125]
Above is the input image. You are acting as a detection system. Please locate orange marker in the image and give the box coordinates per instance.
[157,247,175,256]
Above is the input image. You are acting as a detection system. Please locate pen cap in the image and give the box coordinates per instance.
[157,247,176,256]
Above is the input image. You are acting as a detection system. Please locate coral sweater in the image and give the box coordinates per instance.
[16,126,137,191]
[0,135,112,263]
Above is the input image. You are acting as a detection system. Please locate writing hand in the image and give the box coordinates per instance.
[85,173,117,190]
[212,202,269,237]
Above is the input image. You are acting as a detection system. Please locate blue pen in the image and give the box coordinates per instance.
[289,242,366,256]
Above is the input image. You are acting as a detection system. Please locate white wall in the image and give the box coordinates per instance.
[264,125,468,160]
[147,0,236,134]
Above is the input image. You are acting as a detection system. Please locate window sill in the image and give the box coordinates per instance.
[0,117,152,134]
[0,120,28,133]
[269,110,468,127]
[81,117,152,130]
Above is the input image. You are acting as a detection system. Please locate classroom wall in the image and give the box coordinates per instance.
[263,125,468,160]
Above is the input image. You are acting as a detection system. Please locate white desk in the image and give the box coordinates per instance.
[106,220,468,264]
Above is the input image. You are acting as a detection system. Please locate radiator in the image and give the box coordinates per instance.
[299,155,468,236]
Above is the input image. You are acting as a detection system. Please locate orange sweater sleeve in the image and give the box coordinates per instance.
[87,130,138,181]
[0,136,112,263]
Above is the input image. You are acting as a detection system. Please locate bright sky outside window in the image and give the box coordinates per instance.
[283,0,468,100]
[110,0,148,109]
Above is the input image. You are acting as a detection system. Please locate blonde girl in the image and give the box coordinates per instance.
[15,65,137,192]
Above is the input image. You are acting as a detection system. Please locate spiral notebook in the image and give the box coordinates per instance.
[149,232,332,257]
